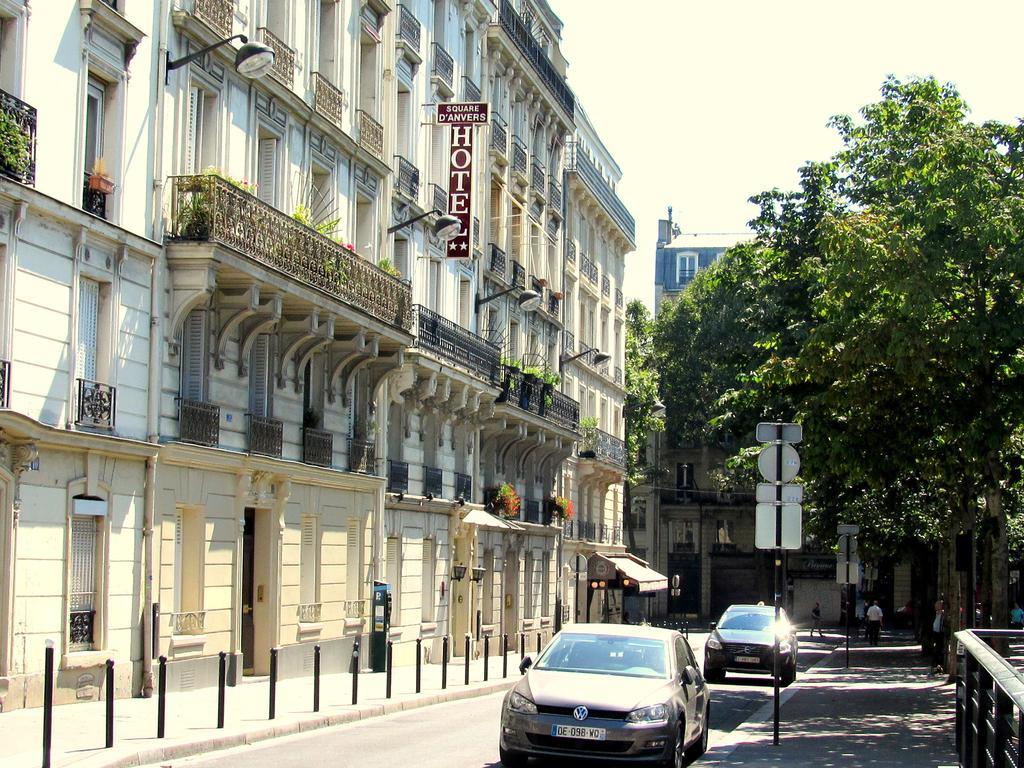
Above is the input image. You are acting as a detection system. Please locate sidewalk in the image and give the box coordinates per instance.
[0,649,525,768]
[706,633,957,767]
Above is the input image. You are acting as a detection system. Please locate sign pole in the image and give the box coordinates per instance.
[845,561,851,668]
[773,426,782,746]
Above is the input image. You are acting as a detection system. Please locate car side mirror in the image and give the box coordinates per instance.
[519,656,533,675]
[709,621,717,632]
[681,667,694,686]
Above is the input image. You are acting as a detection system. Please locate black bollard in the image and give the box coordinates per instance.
[217,651,226,728]
[157,655,167,739]
[269,647,278,720]
[503,634,508,678]
[386,640,393,699]
[464,634,470,685]
[42,641,54,768]
[415,638,422,693]
[537,632,542,654]
[519,631,525,658]
[351,640,360,705]
[105,659,114,748]
[442,635,449,689]
[484,635,490,681]
[313,645,321,713]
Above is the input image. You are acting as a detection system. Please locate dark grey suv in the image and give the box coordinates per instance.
[703,604,798,685]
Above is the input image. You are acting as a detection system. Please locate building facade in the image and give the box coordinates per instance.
[653,207,737,314]
[0,0,636,711]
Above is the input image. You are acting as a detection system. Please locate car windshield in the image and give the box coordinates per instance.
[719,612,774,631]
[534,633,668,678]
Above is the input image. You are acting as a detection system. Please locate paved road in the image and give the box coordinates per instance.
[169,631,840,768]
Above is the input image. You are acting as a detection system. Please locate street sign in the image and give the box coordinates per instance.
[836,557,860,584]
[437,102,489,124]
[756,483,803,504]
[754,503,802,549]
[837,523,860,535]
[757,444,800,483]
[838,534,858,558]
[755,422,803,444]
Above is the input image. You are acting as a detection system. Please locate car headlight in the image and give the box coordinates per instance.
[706,636,722,650]
[626,704,669,724]
[508,691,537,715]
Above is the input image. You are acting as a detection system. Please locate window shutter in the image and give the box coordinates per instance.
[396,91,411,157]
[428,260,439,310]
[489,185,501,244]
[421,538,436,622]
[249,334,269,417]
[70,516,96,611]
[257,138,277,206]
[394,239,409,277]
[186,87,201,174]
[77,279,99,383]
[181,310,207,401]
[174,511,183,612]
[346,518,362,601]
[523,552,534,619]
[301,516,317,605]
[431,124,446,187]
[508,322,518,362]
[458,279,471,328]
[386,537,401,617]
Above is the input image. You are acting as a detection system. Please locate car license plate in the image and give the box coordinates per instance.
[552,724,607,741]
[735,655,760,664]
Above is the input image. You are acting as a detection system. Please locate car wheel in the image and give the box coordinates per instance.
[499,745,528,767]
[662,721,685,768]
[684,704,710,762]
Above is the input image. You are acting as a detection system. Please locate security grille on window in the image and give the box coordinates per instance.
[70,497,105,650]
[77,279,100,383]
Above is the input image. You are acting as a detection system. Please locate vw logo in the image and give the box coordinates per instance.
[573,706,589,721]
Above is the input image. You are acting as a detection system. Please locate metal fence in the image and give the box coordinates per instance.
[957,629,1024,767]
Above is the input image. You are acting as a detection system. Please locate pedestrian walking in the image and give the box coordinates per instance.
[1010,602,1023,629]
[866,600,883,646]
[811,602,823,637]
[931,599,947,672]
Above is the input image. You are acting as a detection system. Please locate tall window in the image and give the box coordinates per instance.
[84,78,106,179]
[482,549,494,624]
[185,86,217,174]
[77,279,100,385]
[318,2,339,81]
[300,515,319,606]
[386,536,402,622]
[523,552,534,619]
[249,334,271,417]
[181,309,208,401]
[421,538,436,622]
[173,508,205,629]
[70,496,106,650]
[396,88,412,158]
[676,253,697,284]
[458,278,471,328]
[541,552,550,618]
[716,519,735,546]
[257,135,278,207]
[346,518,364,602]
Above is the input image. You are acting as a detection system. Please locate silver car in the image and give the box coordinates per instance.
[499,624,711,767]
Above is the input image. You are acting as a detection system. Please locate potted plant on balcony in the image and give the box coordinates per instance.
[578,416,599,458]
[551,495,574,522]
[491,482,521,519]
[88,157,114,194]
[376,257,402,278]
[0,110,30,180]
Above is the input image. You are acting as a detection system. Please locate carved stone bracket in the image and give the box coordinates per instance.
[166,259,217,355]
[495,423,528,477]
[327,331,367,404]
[214,286,263,370]
[6,440,38,528]
[236,295,283,376]
[337,335,380,407]
[516,431,546,477]
[278,313,334,390]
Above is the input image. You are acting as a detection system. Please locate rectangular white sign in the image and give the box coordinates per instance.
[754,503,802,550]
[756,483,804,504]
[755,422,803,444]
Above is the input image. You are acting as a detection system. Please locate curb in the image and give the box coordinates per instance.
[92,678,517,768]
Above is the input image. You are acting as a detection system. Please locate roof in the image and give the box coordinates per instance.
[664,232,752,251]
[723,604,777,614]
[556,623,680,641]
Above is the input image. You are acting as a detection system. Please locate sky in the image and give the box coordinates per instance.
[550,0,1024,309]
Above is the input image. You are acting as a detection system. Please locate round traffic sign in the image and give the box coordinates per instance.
[757,443,800,482]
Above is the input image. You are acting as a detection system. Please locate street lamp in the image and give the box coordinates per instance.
[388,209,462,240]
[166,35,276,83]
[559,348,610,373]
[651,399,667,419]
[475,286,542,312]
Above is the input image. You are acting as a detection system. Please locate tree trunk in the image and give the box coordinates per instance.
[624,481,636,552]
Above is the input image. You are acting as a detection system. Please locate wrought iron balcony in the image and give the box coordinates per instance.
[531,275,545,295]
[394,155,419,199]
[456,472,472,502]
[413,304,500,383]
[489,243,507,277]
[566,240,577,264]
[171,611,206,635]
[580,427,626,468]
[547,389,580,430]
[397,4,421,51]
[462,76,481,102]
[615,366,622,385]
[257,27,295,88]
[424,466,443,498]
[431,184,448,216]
[580,255,598,284]
[82,173,109,220]
[0,89,36,185]
[0,359,7,407]
[531,160,546,197]
[602,274,611,296]
[76,379,115,430]
[167,175,412,330]
[496,365,579,430]
[69,609,95,648]
[615,288,624,309]
[357,110,384,160]
[348,438,375,474]
[248,414,283,457]
[193,0,232,37]
[491,113,508,157]
[548,291,560,317]
[432,43,454,89]
[297,603,322,623]
[178,398,220,447]
[511,137,528,176]
[548,178,562,210]
[497,0,574,117]
[388,460,409,493]
[312,72,345,130]
[511,260,526,289]
[563,330,574,353]
[567,142,636,245]
[303,427,333,467]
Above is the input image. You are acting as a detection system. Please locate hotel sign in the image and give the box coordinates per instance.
[441,103,489,258]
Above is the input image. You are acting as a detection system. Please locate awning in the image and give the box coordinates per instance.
[597,553,669,593]
[461,508,522,531]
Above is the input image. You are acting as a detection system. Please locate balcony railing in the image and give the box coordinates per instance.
[171,611,206,635]
[489,243,507,277]
[511,136,528,176]
[397,4,421,51]
[601,274,611,296]
[580,255,598,284]
[660,488,756,506]
[615,288,624,309]
[580,427,626,468]
[563,330,574,353]
[257,28,294,88]
[496,365,579,430]
[567,142,636,245]
[615,366,622,385]
[497,0,574,116]
[511,260,526,289]
[82,173,109,220]
[178,398,219,446]
[348,438,375,474]
[491,113,508,156]
[388,460,409,493]
[297,603,322,623]
[0,359,9,408]
[303,427,333,467]
[462,76,481,102]
[413,304,500,383]
[312,72,345,130]
[566,240,576,264]
[248,414,283,457]
[548,178,561,210]
[547,389,581,431]
[76,379,115,430]
[431,184,448,216]
[167,175,412,330]
[547,291,560,317]
[193,0,232,38]
[531,160,545,197]
[432,43,454,88]
[0,89,36,185]
[455,472,472,503]
[357,110,384,160]
[394,155,419,199]
[531,275,544,295]
[424,466,443,498]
